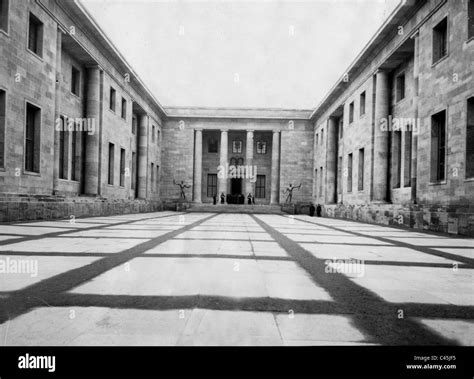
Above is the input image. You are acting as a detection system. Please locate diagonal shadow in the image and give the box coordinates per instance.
[292,216,474,265]
[0,213,217,324]
[251,214,461,345]
[0,212,186,247]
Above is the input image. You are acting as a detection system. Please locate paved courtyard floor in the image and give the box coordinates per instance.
[0,212,472,346]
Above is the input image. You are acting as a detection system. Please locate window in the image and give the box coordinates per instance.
[59,117,67,179]
[358,148,364,191]
[156,165,160,192]
[71,67,80,96]
[108,143,114,185]
[207,174,217,197]
[339,119,343,139]
[109,87,116,111]
[256,175,266,198]
[315,133,319,146]
[404,130,412,187]
[132,115,137,135]
[232,140,242,153]
[360,91,366,116]
[257,141,266,154]
[337,156,342,194]
[349,102,354,123]
[25,103,40,173]
[71,130,78,181]
[466,97,474,178]
[469,0,474,39]
[347,153,353,192]
[0,90,5,168]
[28,13,43,57]
[151,163,154,192]
[319,167,323,197]
[396,73,405,102]
[157,130,160,145]
[131,152,136,190]
[120,148,125,187]
[314,169,318,197]
[433,17,448,63]
[152,125,155,142]
[392,131,402,188]
[430,110,446,182]
[121,98,127,119]
[0,0,9,33]
[208,139,218,153]
[321,129,324,145]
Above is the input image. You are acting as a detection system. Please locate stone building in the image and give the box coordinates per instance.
[0,0,473,235]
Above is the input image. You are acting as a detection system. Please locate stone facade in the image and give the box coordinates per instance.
[0,0,473,236]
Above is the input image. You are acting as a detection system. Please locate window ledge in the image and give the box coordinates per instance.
[429,180,447,186]
[464,177,474,182]
[0,29,9,37]
[26,48,43,62]
[23,171,40,177]
[465,36,474,45]
[70,92,81,100]
[431,53,449,68]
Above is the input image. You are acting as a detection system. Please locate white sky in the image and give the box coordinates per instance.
[81,0,401,109]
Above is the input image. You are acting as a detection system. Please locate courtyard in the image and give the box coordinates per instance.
[0,211,472,346]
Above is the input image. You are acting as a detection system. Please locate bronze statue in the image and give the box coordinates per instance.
[282,183,301,204]
[174,179,191,200]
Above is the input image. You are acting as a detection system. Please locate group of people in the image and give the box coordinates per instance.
[211,193,255,205]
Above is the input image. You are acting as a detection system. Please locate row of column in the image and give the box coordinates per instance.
[193,129,281,204]
[81,66,149,199]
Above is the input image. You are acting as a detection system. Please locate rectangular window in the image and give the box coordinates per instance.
[232,140,242,153]
[256,141,266,154]
[256,175,266,198]
[28,13,43,57]
[121,97,127,119]
[71,67,80,96]
[393,131,402,188]
[132,115,137,135]
[207,174,217,197]
[347,153,353,192]
[71,130,78,181]
[396,73,405,102]
[337,156,342,194]
[108,143,114,185]
[430,110,447,182]
[120,148,125,187]
[358,148,364,191]
[131,152,136,190]
[321,129,324,145]
[339,118,343,138]
[469,0,474,39]
[157,130,160,145]
[25,103,40,173]
[59,120,66,179]
[315,133,319,146]
[349,102,354,123]
[433,17,448,63]
[0,90,5,168]
[208,138,218,153]
[466,97,474,178]
[314,169,318,197]
[404,130,412,187]
[0,0,9,33]
[109,87,116,111]
[319,167,323,197]
[152,125,155,142]
[156,165,160,192]
[360,91,366,116]
[151,163,154,192]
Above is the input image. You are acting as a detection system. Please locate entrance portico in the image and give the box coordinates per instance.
[192,128,280,205]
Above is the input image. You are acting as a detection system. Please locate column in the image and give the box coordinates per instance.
[270,130,280,204]
[372,69,390,202]
[245,130,254,195]
[411,31,419,204]
[326,117,338,204]
[193,128,203,203]
[84,66,101,196]
[137,114,148,199]
[218,129,228,198]
[53,28,62,194]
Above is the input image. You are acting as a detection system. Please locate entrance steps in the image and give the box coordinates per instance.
[187,203,283,214]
